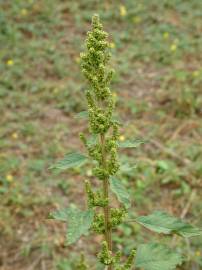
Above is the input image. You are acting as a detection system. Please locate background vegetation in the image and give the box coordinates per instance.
[0,0,201,269]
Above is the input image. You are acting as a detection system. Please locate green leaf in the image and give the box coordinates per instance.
[118,139,144,148]
[135,243,182,270]
[109,177,131,208]
[57,259,72,270]
[51,152,87,171]
[119,163,137,173]
[66,207,94,245]
[75,111,88,119]
[156,160,170,172]
[136,211,201,237]
[49,208,71,221]
[50,206,94,245]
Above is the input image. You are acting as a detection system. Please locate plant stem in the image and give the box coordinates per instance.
[100,134,113,270]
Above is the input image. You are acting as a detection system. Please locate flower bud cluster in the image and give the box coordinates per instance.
[80,133,102,162]
[91,207,126,234]
[85,93,115,134]
[81,132,120,182]
[92,213,105,234]
[123,250,136,269]
[98,241,136,269]
[115,249,136,270]
[85,180,108,208]
[110,208,126,228]
[98,241,114,265]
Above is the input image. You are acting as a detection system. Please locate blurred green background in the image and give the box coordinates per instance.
[0,0,202,269]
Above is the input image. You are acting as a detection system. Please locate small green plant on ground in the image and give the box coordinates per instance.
[50,15,201,270]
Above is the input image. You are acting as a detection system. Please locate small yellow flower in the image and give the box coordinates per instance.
[119,135,125,141]
[75,56,80,63]
[6,174,13,182]
[170,44,177,52]
[163,32,169,39]
[195,250,201,257]
[11,132,18,139]
[133,16,141,24]
[7,59,14,66]
[192,70,200,77]
[109,42,115,49]
[53,88,59,94]
[21,8,28,16]
[86,169,92,177]
[119,5,127,17]
[112,92,117,97]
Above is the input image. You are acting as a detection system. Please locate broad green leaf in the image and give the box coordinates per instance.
[66,207,94,245]
[75,111,88,119]
[119,163,137,173]
[135,243,182,270]
[136,211,201,237]
[156,160,170,172]
[51,152,87,171]
[118,139,144,148]
[110,177,131,208]
[56,259,71,270]
[50,206,94,245]
[49,208,71,221]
